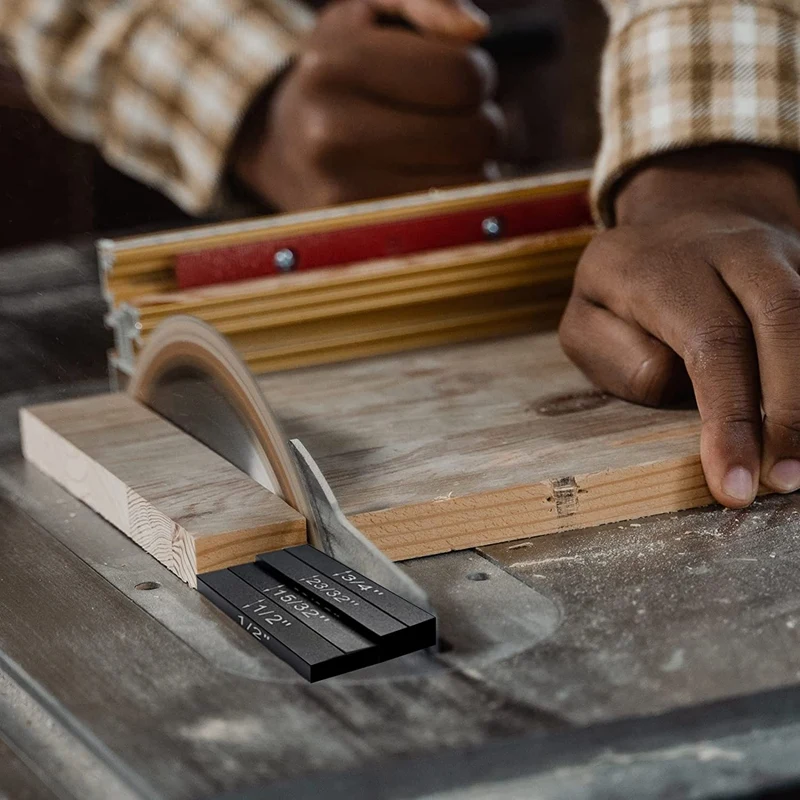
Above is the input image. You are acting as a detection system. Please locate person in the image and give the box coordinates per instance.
[3,0,800,510]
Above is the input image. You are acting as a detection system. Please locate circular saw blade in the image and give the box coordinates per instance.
[128,315,314,527]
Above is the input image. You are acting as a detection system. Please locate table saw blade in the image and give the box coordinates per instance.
[127,315,430,608]
[128,315,314,526]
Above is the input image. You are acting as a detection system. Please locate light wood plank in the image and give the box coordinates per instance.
[122,229,586,376]
[19,394,306,585]
[256,331,718,559]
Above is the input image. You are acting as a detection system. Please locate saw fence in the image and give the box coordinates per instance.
[99,170,593,377]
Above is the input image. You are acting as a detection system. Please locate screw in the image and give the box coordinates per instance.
[274,248,297,272]
[481,216,502,239]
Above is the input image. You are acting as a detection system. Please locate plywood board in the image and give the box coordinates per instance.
[257,331,714,559]
[20,393,306,585]
[23,331,724,570]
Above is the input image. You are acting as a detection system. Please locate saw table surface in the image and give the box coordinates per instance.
[4,244,800,799]
[4,384,800,799]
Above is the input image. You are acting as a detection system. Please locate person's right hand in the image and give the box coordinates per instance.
[559,147,800,509]
[233,0,505,210]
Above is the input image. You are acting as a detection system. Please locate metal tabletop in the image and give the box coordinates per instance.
[3,244,800,799]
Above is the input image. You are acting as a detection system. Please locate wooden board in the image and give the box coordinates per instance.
[0,739,60,800]
[257,331,715,559]
[19,393,306,585]
[22,331,725,570]
[100,172,593,380]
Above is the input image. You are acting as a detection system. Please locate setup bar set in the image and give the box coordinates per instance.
[199,545,437,681]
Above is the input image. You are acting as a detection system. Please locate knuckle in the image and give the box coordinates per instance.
[684,316,753,370]
[755,288,800,336]
[302,105,340,163]
[313,180,347,207]
[578,230,630,272]
[732,225,782,254]
[719,227,788,280]
[295,49,330,86]
[765,409,800,435]
[557,303,582,361]
[315,0,357,30]
[713,411,761,427]
[313,175,364,207]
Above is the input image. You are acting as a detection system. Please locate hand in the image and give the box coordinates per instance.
[559,147,800,508]
[232,0,504,210]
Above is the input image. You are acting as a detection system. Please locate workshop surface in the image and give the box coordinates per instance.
[3,244,800,799]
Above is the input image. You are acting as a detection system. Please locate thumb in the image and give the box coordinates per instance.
[365,0,489,41]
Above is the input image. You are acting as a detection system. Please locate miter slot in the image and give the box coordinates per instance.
[198,569,370,681]
[257,550,436,654]
[287,545,436,634]
[231,562,375,655]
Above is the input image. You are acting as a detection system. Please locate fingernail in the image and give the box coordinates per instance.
[768,459,800,493]
[722,467,755,504]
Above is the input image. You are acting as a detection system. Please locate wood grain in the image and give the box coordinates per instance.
[19,393,306,585]
[6,438,800,798]
[130,229,589,320]
[0,739,59,800]
[101,173,592,379]
[256,331,716,559]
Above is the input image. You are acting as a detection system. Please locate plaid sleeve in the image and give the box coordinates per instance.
[594,0,800,225]
[0,0,314,214]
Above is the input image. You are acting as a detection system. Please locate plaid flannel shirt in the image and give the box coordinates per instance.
[0,0,314,214]
[3,0,799,219]
[596,0,800,223]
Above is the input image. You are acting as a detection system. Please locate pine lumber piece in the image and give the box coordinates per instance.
[129,292,567,376]
[19,393,306,585]
[256,331,719,559]
[239,298,566,374]
[108,295,565,379]
[138,262,573,337]
[232,293,566,369]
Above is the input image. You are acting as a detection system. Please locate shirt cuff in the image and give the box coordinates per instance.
[592,1,800,227]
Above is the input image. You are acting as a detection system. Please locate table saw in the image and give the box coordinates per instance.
[5,180,800,800]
